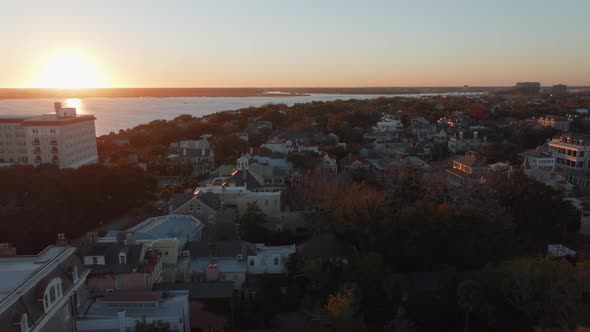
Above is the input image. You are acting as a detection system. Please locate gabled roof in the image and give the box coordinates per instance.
[197,192,222,210]
[79,243,144,275]
[340,155,369,167]
[453,155,486,168]
[170,193,194,211]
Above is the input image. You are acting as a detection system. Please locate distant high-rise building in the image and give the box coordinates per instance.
[552,84,568,96]
[0,102,98,168]
[515,82,541,96]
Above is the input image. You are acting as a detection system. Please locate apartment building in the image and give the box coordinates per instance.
[0,102,97,168]
[547,134,590,170]
[536,116,570,132]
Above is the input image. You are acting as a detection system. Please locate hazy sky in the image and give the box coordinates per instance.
[2,0,589,88]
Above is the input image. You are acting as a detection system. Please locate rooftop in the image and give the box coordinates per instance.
[0,246,67,302]
[79,290,189,330]
[154,282,235,299]
[453,155,487,168]
[187,240,255,259]
[190,258,247,273]
[124,214,204,247]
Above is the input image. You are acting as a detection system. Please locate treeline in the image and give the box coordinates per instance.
[0,164,157,254]
[286,167,583,331]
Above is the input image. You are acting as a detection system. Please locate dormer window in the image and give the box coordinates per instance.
[20,313,30,332]
[43,278,63,313]
[119,252,127,264]
[72,266,79,283]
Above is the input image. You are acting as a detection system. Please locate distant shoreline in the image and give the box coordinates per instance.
[1,86,588,100]
[0,87,493,99]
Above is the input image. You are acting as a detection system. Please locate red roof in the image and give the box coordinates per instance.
[102,291,162,303]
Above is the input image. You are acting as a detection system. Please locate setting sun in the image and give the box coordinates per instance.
[34,51,108,88]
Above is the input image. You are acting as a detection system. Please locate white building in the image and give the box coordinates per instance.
[76,290,190,332]
[246,244,295,274]
[375,119,403,132]
[0,245,90,332]
[547,134,590,170]
[0,102,98,168]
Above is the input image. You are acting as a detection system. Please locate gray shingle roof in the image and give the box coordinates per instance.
[80,243,144,275]
[171,193,194,211]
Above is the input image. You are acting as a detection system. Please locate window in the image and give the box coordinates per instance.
[43,278,63,313]
[119,253,127,264]
[249,259,254,266]
[72,266,79,283]
[188,204,194,212]
[64,303,71,321]
[115,277,123,289]
[274,257,279,265]
[75,291,81,309]
[20,313,29,332]
[92,257,98,265]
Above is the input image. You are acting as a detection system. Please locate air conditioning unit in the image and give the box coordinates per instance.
[236,254,243,260]
[179,250,190,257]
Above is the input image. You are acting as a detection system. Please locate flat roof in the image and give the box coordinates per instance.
[21,114,96,126]
[82,290,188,319]
[0,246,67,302]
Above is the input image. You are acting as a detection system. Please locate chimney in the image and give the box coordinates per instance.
[85,232,98,245]
[474,131,478,140]
[0,243,16,257]
[54,102,62,112]
[459,131,464,139]
[125,232,136,245]
[117,310,126,332]
[206,264,219,281]
[56,233,68,246]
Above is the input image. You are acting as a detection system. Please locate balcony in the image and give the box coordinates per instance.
[33,149,41,154]
[32,140,40,146]
[51,148,59,154]
[50,140,58,146]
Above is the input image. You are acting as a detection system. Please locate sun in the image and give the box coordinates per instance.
[34,51,108,88]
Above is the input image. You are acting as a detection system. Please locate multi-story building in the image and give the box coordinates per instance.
[522,148,556,172]
[0,245,90,332]
[0,117,28,164]
[515,82,541,96]
[446,154,489,187]
[0,102,97,168]
[536,116,570,132]
[448,131,486,154]
[552,84,568,96]
[169,139,215,175]
[79,240,163,295]
[547,134,590,170]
